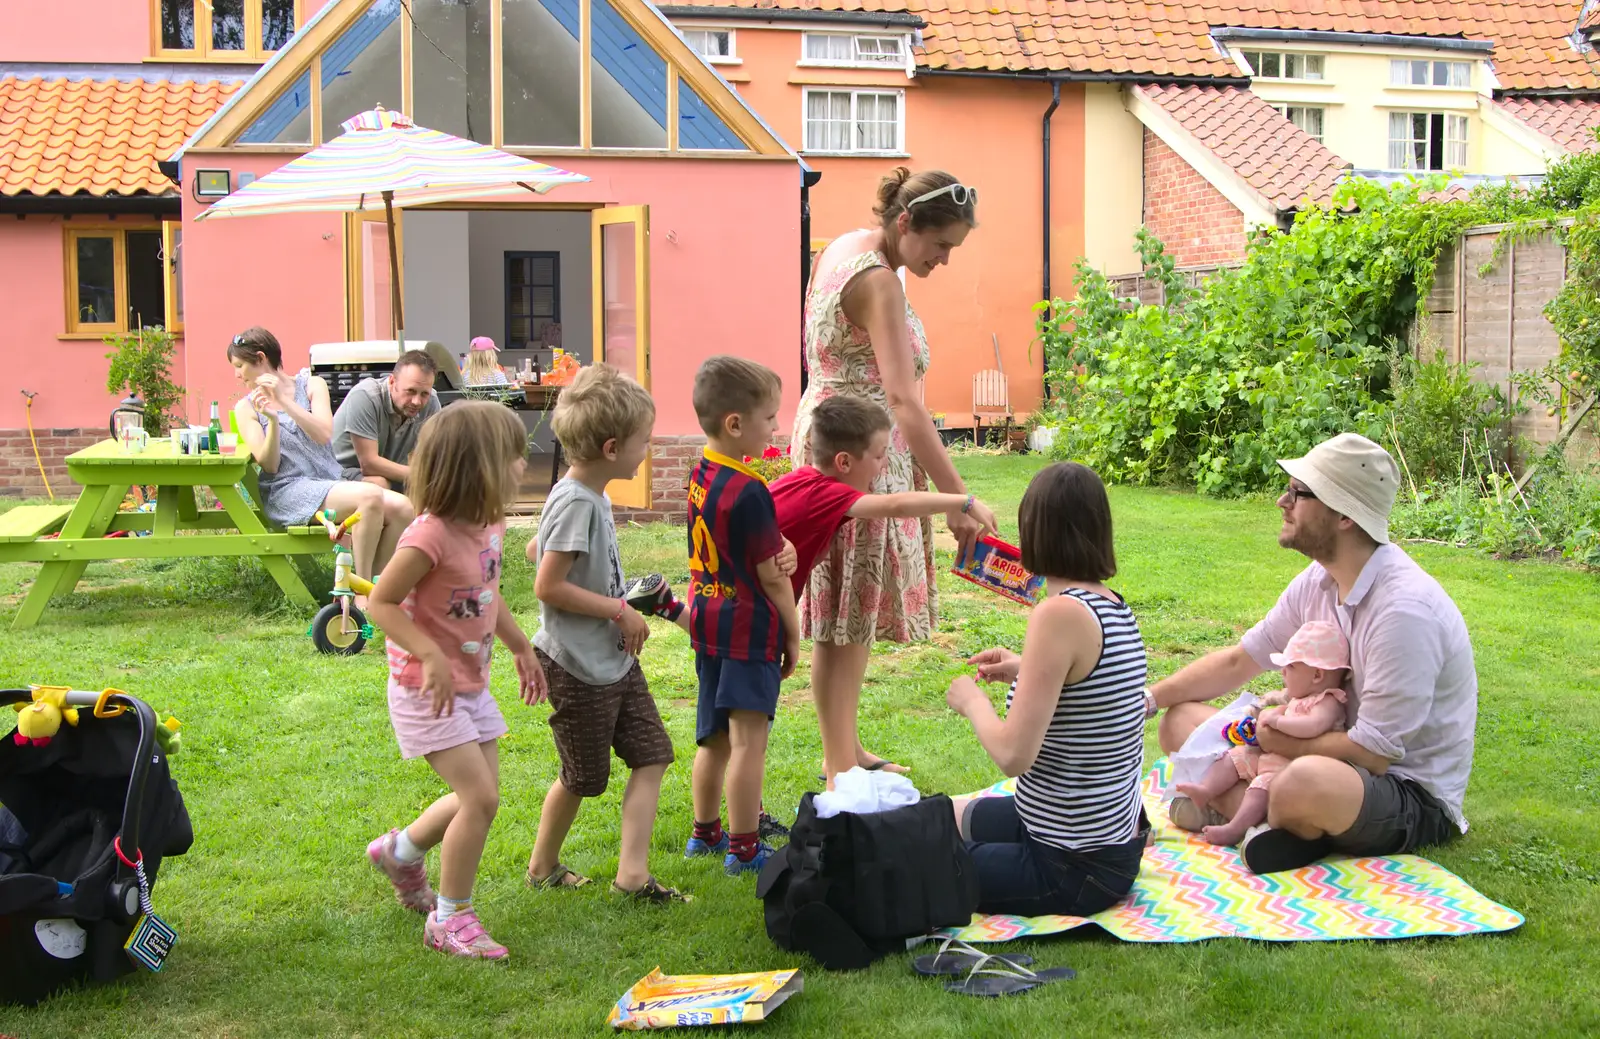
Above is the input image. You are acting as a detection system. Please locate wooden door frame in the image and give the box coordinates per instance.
[592,204,651,509]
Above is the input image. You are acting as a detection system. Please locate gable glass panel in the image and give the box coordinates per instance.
[321,0,403,141]
[677,76,744,150]
[238,69,313,143]
[502,0,582,146]
[411,0,493,142]
[590,0,667,149]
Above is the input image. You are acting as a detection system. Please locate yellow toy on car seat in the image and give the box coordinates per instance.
[12,686,80,747]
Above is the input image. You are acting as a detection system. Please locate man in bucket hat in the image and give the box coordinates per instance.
[1150,433,1477,874]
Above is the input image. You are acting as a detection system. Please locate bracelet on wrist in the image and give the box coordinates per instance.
[1143,688,1158,719]
[962,494,975,515]
[611,599,627,623]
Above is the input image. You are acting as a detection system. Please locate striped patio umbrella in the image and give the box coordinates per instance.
[196,107,589,342]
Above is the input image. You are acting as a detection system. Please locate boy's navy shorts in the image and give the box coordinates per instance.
[695,650,780,744]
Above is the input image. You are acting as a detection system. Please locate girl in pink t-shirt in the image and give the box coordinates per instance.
[365,401,547,961]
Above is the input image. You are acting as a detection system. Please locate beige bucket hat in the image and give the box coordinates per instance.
[1278,433,1400,545]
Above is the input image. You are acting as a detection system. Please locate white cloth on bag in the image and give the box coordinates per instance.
[1163,691,1258,798]
[813,767,921,818]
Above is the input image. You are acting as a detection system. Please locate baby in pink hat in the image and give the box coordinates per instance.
[1174,620,1351,846]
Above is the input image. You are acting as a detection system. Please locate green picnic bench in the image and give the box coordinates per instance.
[0,438,334,629]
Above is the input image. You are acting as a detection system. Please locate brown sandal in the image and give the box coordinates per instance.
[611,875,692,904]
[526,863,591,890]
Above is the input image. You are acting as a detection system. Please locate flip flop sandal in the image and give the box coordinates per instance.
[912,937,1034,977]
[914,952,1035,976]
[944,964,1076,998]
[526,863,592,890]
[816,760,911,782]
[611,875,692,904]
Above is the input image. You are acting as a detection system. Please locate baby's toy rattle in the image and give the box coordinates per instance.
[1223,716,1258,747]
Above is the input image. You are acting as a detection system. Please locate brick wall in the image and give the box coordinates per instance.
[0,428,102,497]
[611,433,791,526]
[1142,129,1248,268]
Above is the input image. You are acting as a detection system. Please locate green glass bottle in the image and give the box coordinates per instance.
[208,401,222,454]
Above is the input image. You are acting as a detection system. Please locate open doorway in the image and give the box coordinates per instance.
[401,207,593,503]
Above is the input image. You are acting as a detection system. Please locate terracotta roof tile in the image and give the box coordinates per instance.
[1135,83,1351,210]
[687,0,1598,90]
[1495,96,1600,152]
[0,76,238,197]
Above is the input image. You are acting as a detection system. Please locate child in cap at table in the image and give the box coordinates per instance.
[364,401,547,961]
[464,336,509,386]
[523,363,688,904]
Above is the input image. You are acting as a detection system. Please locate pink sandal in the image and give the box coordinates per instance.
[366,829,435,914]
[424,909,508,960]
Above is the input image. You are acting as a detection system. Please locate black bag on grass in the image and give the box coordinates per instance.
[757,792,978,970]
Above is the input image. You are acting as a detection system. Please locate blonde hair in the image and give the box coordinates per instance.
[692,355,782,438]
[550,362,656,463]
[464,346,501,385]
[408,401,527,525]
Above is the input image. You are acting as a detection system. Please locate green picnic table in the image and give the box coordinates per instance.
[0,438,333,629]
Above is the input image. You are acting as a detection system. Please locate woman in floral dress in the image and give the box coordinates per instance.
[792,167,992,784]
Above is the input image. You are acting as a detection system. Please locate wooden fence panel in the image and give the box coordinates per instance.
[1420,225,1593,458]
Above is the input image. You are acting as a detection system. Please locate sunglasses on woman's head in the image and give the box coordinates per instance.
[908,183,976,209]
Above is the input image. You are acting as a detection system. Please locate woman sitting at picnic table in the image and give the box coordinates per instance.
[228,327,413,601]
[945,462,1150,918]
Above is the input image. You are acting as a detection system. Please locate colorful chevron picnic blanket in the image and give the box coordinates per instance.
[939,759,1523,944]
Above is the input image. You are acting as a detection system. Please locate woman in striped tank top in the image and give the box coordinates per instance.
[946,463,1150,918]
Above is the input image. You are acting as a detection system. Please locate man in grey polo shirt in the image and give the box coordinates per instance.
[331,349,442,491]
[1151,433,1477,874]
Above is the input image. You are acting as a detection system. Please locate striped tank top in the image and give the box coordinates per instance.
[1007,588,1148,852]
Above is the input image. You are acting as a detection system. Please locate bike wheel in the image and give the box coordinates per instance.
[311,602,368,656]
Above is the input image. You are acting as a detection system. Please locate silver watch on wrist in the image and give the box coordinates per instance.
[1143,687,1158,719]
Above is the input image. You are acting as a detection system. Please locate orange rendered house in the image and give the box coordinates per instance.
[656,0,1600,424]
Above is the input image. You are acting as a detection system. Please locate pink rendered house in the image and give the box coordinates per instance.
[1,0,809,517]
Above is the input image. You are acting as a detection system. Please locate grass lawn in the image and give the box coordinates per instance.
[1,455,1597,1037]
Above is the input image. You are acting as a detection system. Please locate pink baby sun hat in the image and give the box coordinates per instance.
[470,336,496,351]
[1269,620,1350,671]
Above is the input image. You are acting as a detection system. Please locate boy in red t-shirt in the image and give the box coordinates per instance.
[767,395,997,600]
[630,395,997,613]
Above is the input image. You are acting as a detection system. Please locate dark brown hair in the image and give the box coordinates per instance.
[1018,462,1117,582]
[692,355,782,438]
[811,395,892,463]
[227,327,282,369]
[395,349,438,378]
[874,167,976,234]
[408,400,527,526]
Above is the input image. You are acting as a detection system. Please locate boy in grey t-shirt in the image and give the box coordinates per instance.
[523,363,685,904]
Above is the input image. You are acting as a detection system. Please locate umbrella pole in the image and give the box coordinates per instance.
[383,189,404,347]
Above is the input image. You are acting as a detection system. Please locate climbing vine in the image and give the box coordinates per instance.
[1035,150,1600,497]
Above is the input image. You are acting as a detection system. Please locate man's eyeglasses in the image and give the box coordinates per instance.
[1285,483,1318,505]
[908,183,977,209]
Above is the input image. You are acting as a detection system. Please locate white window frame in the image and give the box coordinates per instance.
[1271,104,1326,143]
[1240,49,1325,81]
[1388,111,1469,171]
[800,32,908,69]
[678,27,737,64]
[801,87,904,155]
[1389,58,1472,89]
